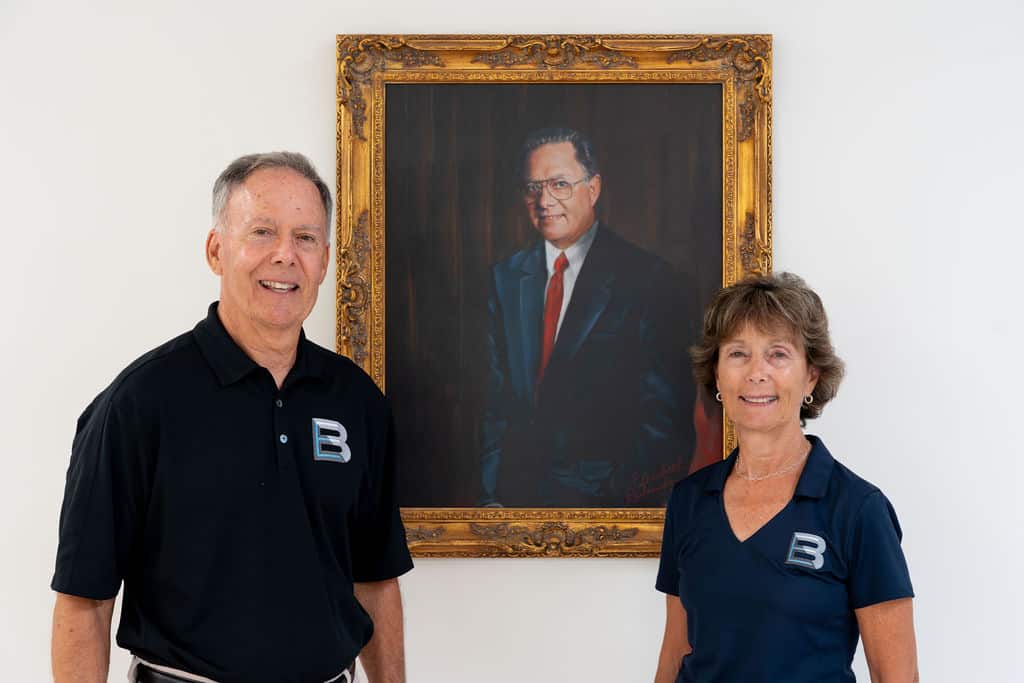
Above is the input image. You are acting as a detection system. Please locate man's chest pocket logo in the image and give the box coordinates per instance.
[785,531,826,570]
[312,418,352,463]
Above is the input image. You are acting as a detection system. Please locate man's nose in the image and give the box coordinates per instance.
[537,185,559,206]
[270,235,297,264]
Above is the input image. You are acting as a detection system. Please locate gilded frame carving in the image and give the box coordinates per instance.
[335,34,772,557]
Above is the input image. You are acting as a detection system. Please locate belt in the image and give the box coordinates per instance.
[133,661,355,683]
[134,664,196,683]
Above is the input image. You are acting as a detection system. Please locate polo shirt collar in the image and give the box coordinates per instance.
[285,329,326,386]
[793,434,834,499]
[704,449,737,493]
[703,434,834,499]
[193,302,323,387]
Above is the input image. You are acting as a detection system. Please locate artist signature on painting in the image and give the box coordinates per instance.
[624,458,688,504]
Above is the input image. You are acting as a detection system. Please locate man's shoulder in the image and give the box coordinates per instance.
[597,227,672,271]
[78,327,202,423]
[113,329,202,391]
[491,240,543,277]
[590,227,686,297]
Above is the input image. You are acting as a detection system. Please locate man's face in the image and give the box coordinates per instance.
[205,167,329,335]
[523,142,601,249]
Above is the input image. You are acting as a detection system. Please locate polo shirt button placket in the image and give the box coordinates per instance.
[271,390,298,488]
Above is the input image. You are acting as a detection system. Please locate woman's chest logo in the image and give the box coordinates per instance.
[785,531,827,569]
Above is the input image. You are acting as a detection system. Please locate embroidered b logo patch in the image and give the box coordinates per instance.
[786,532,826,570]
[312,418,351,463]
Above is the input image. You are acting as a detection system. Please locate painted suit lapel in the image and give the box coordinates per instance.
[515,243,546,398]
[545,227,616,369]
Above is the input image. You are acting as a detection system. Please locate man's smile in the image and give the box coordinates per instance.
[259,279,299,292]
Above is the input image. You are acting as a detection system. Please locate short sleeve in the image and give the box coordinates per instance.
[351,395,414,582]
[51,389,148,600]
[655,486,682,595]
[847,491,914,609]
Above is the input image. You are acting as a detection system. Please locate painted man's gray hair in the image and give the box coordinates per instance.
[211,152,333,236]
[519,127,600,180]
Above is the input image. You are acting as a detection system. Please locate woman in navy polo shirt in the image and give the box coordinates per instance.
[654,273,917,682]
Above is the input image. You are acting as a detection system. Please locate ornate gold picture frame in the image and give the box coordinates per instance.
[335,34,772,557]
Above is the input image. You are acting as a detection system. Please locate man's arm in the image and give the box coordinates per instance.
[353,579,405,683]
[52,592,116,683]
[631,264,689,492]
[480,274,509,505]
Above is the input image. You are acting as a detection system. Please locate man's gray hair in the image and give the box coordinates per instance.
[212,152,333,235]
[519,127,600,179]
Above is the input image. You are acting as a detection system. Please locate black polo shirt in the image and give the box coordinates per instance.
[656,435,913,682]
[52,303,413,683]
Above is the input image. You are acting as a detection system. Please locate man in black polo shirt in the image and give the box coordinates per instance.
[51,152,413,683]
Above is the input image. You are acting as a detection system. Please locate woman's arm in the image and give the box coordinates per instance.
[654,595,691,683]
[856,597,918,683]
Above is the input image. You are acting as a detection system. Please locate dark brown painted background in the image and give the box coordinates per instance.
[385,83,723,507]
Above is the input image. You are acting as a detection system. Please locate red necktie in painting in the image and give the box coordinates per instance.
[537,252,569,386]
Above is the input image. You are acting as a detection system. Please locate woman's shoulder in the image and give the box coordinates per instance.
[812,436,899,517]
[830,458,883,497]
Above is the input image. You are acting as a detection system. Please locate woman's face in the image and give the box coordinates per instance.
[715,322,819,437]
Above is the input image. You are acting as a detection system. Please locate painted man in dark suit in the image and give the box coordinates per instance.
[480,128,695,507]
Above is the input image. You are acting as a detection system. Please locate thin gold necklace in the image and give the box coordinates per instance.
[734,440,811,482]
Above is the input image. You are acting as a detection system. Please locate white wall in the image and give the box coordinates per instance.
[2,0,1021,680]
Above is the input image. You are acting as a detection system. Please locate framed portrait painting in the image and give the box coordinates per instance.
[335,34,772,556]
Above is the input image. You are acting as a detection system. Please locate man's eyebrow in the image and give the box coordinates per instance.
[243,217,324,232]
[524,175,568,183]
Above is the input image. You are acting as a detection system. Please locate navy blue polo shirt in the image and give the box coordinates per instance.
[656,435,913,682]
[53,303,413,683]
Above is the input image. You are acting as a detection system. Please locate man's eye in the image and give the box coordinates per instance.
[253,228,271,236]
[552,180,570,190]
[525,183,542,194]
[298,234,317,243]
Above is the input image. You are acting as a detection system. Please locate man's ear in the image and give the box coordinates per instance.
[587,173,602,207]
[205,228,224,276]
[317,242,330,285]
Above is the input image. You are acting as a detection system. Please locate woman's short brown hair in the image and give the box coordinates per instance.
[689,272,845,421]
